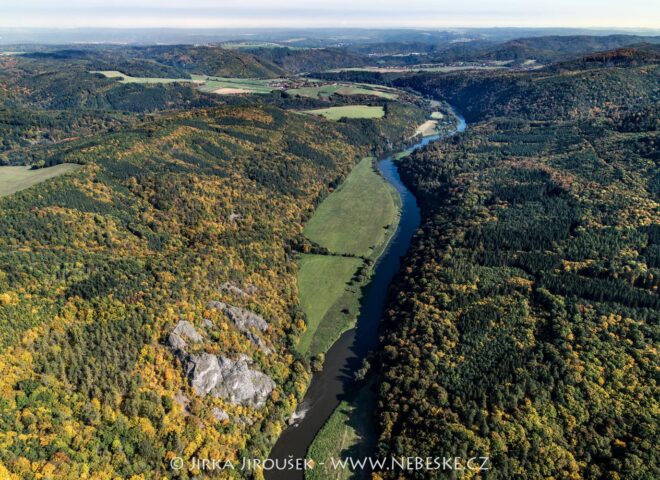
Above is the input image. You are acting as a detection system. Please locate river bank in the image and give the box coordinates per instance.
[266,109,467,480]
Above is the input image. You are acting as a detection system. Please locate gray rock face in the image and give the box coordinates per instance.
[167,321,275,409]
[169,320,204,353]
[186,352,223,396]
[185,353,275,408]
[209,301,273,354]
[211,355,275,408]
[209,301,268,331]
[220,282,249,298]
[213,407,229,422]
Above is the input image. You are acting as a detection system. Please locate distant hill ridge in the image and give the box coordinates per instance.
[394,45,660,121]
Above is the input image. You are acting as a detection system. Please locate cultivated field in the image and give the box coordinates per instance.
[296,254,362,355]
[91,70,199,84]
[0,164,82,197]
[415,119,439,137]
[193,75,276,94]
[92,71,275,94]
[297,157,400,355]
[287,83,397,100]
[304,157,398,257]
[303,105,385,121]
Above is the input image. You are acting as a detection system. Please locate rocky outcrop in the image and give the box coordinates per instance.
[185,353,275,408]
[168,320,204,353]
[167,320,275,409]
[209,301,273,354]
[219,282,252,298]
[213,407,229,422]
[209,301,267,331]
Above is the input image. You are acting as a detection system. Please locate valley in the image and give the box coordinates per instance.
[0,29,657,480]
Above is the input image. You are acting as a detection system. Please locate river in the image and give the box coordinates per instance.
[266,110,467,480]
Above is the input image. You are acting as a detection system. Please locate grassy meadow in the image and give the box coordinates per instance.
[303,105,385,121]
[0,164,82,197]
[287,84,397,100]
[304,158,398,257]
[296,254,363,355]
[91,70,198,84]
[306,384,377,480]
[193,75,275,94]
[296,158,400,356]
[92,71,275,94]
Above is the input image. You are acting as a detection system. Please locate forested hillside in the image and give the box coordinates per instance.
[0,53,224,164]
[0,99,424,479]
[426,34,660,64]
[375,55,659,479]
[245,47,367,73]
[393,46,659,121]
[20,44,285,79]
[0,55,221,113]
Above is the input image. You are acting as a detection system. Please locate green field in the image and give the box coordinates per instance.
[0,164,82,197]
[287,84,396,100]
[303,105,385,121]
[91,70,198,84]
[296,254,363,355]
[192,75,275,94]
[304,158,398,257]
[92,71,275,94]
[306,384,377,480]
[297,157,400,356]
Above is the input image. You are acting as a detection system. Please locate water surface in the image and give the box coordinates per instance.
[266,111,466,480]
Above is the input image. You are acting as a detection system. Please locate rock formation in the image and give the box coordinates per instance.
[208,301,273,354]
[167,320,275,409]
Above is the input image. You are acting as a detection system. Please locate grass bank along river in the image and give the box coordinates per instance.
[267,109,466,480]
[296,156,401,357]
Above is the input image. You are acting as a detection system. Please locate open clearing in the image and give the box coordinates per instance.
[304,157,398,257]
[297,157,400,355]
[326,64,507,73]
[91,71,275,94]
[91,70,200,84]
[0,164,82,197]
[212,87,253,94]
[193,75,275,94]
[287,84,397,100]
[296,254,362,355]
[303,105,385,121]
[415,119,439,137]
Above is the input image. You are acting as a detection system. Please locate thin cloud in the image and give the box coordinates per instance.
[0,0,657,28]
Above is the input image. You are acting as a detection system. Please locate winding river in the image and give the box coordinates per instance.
[266,110,467,480]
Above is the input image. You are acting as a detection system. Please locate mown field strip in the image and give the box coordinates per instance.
[303,105,385,121]
[0,164,82,197]
[297,157,400,356]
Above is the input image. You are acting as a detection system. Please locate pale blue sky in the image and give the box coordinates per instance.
[0,0,658,28]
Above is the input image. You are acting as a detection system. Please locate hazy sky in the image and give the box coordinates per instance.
[1,0,658,29]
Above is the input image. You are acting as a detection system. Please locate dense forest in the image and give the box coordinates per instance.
[392,45,660,122]
[0,48,431,166]
[1,35,658,480]
[243,47,367,73]
[374,52,659,479]
[0,73,426,479]
[421,35,660,65]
